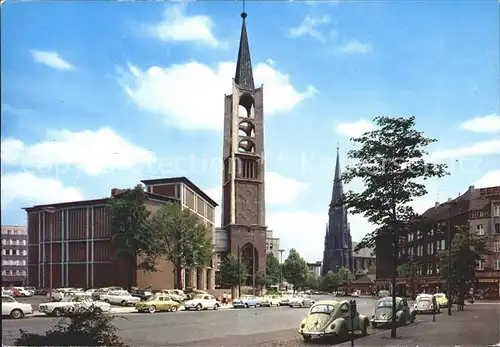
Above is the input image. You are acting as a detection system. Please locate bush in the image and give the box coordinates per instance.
[15,309,128,346]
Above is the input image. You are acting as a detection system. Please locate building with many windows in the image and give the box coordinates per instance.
[25,177,218,291]
[265,230,280,260]
[352,242,376,276]
[375,185,500,299]
[2,225,28,286]
[307,261,323,279]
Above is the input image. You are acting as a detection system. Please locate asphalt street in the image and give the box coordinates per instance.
[2,296,381,346]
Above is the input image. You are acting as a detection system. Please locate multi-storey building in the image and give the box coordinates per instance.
[265,230,280,260]
[307,261,322,279]
[25,177,218,291]
[352,241,376,276]
[375,185,500,299]
[2,225,28,286]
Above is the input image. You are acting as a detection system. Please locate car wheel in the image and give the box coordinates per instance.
[213,304,219,310]
[52,308,62,317]
[361,320,368,336]
[104,299,110,304]
[372,322,378,329]
[148,305,156,313]
[93,307,103,314]
[171,306,178,312]
[299,303,304,308]
[303,335,312,343]
[10,309,23,319]
[121,300,127,306]
[244,303,249,309]
[196,304,202,311]
[255,304,260,308]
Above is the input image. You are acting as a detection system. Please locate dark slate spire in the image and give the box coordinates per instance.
[330,145,344,207]
[234,12,255,91]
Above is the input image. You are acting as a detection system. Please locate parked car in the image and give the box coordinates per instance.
[279,295,292,306]
[2,295,34,319]
[2,287,14,296]
[130,287,154,301]
[184,294,220,311]
[259,295,281,307]
[34,288,48,296]
[378,290,390,298]
[289,295,315,308]
[370,297,416,328]
[184,289,209,300]
[414,294,439,314]
[135,294,180,313]
[232,296,261,308]
[39,294,111,317]
[25,287,36,295]
[50,288,82,301]
[433,293,449,308]
[298,300,369,343]
[13,287,33,297]
[160,289,187,302]
[351,291,360,297]
[91,287,123,300]
[99,290,141,306]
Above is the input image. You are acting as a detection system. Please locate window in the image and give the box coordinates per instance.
[436,263,440,274]
[15,249,19,256]
[21,260,26,266]
[21,270,26,276]
[429,228,434,236]
[1,249,5,255]
[1,270,5,276]
[476,224,485,236]
[22,240,27,246]
[15,240,19,246]
[2,239,6,245]
[22,250,27,256]
[427,262,433,275]
[495,260,500,271]
[408,232,413,242]
[9,239,13,245]
[494,205,500,217]
[440,239,446,250]
[495,223,500,235]
[427,243,434,255]
[476,260,485,271]
[495,242,500,253]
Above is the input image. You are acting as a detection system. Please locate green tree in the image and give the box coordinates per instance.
[340,116,448,337]
[109,185,161,290]
[255,270,269,290]
[319,271,339,292]
[282,249,309,292]
[439,225,489,308]
[152,203,213,289]
[397,256,419,298]
[218,254,248,288]
[337,267,354,295]
[266,253,282,285]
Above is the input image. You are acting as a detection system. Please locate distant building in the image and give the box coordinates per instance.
[266,230,280,260]
[25,177,218,291]
[2,225,28,286]
[307,261,322,279]
[352,241,376,276]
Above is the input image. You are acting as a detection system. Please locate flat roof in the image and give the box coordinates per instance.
[140,176,218,207]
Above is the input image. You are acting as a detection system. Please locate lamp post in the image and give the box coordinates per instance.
[251,227,256,296]
[43,207,57,300]
[279,249,285,290]
[237,245,241,298]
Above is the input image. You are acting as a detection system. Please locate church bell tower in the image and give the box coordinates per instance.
[220,11,267,279]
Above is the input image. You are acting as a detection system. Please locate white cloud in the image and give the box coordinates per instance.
[1,172,83,209]
[30,50,75,71]
[336,119,375,138]
[147,6,221,48]
[474,170,500,188]
[338,41,372,54]
[122,61,317,131]
[289,15,330,42]
[1,128,157,176]
[460,114,500,133]
[430,140,500,160]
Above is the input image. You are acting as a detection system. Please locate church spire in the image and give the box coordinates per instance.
[330,145,344,207]
[234,11,255,91]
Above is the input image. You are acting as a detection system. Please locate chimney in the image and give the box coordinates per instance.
[469,185,475,192]
[447,198,452,202]
[435,202,440,207]
[111,188,123,196]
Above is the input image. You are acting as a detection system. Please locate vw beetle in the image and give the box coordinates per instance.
[298,300,369,343]
[370,296,416,328]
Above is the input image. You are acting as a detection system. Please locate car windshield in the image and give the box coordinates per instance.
[434,294,445,298]
[377,300,393,308]
[310,304,336,313]
[418,298,431,303]
[146,295,160,301]
[192,295,204,300]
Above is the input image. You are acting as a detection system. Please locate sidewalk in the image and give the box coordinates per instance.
[341,304,500,346]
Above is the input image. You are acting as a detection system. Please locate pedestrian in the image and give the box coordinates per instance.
[222,292,227,305]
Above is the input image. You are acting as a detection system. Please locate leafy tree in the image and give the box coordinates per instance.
[282,249,309,292]
[439,225,489,308]
[266,253,282,285]
[340,116,448,337]
[397,256,419,298]
[320,270,339,292]
[109,185,161,290]
[152,203,213,289]
[337,267,354,295]
[218,254,248,288]
[15,309,126,346]
[255,270,269,290]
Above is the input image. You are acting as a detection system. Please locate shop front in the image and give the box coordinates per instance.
[476,278,499,300]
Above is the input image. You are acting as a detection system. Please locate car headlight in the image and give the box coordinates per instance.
[330,324,336,330]
[301,323,305,328]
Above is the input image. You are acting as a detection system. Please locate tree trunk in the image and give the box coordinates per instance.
[174,261,182,289]
[391,239,398,338]
[128,256,135,291]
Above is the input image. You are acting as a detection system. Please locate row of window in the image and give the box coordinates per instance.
[2,249,27,256]
[477,260,500,271]
[475,223,500,236]
[1,228,27,235]
[1,239,27,246]
[2,260,27,266]
[472,205,500,219]
[1,269,26,276]
[404,241,500,257]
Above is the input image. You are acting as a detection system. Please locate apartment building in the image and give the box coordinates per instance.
[376,185,500,299]
[2,225,28,286]
[307,261,322,279]
[352,241,376,276]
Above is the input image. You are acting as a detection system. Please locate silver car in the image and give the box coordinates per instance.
[289,295,315,308]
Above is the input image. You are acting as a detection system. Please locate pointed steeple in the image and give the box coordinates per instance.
[234,11,255,91]
[330,145,344,207]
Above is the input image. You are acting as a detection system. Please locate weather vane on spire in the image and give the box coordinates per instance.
[337,142,339,152]
[240,0,247,18]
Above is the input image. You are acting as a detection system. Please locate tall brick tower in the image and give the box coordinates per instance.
[220,11,267,284]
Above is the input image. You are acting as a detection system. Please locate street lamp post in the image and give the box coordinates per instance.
[43,207,57,300]
[279,249,285,289]
[251,227,256,296]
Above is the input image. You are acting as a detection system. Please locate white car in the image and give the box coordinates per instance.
[49,288,83,301]
[2,287,14,296]
[351,291,360,297]
[279,295,292,306]
[99,290,141,306]
[38,294,111,317]
[160,289,187,302]
[183,294,220,311]
[12,287,33,297]
[2,295,34,319]
[289,295,315,308]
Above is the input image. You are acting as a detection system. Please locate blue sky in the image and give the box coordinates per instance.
[1,0,499,262]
